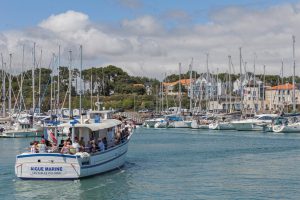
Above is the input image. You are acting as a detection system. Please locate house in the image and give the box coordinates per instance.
[265,83,300,111]
[163,79,192,95]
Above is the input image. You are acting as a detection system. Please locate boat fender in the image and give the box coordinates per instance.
[76,152,90,163]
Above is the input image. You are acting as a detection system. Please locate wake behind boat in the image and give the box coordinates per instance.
[15,110,133,180]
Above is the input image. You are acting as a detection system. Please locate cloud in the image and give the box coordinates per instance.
[163,10,191,22]
[121,15,163,35]
[39,10,90,33]
[1,3,300,79]
[117,0,143,9]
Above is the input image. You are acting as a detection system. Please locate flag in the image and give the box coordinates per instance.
[47,129,57,144]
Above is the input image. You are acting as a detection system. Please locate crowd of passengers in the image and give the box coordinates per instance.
[29,121,133,154]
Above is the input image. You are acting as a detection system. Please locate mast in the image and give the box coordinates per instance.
[8,53,12,114]
[38,50,42,114]
[263,65,266,112]
[161,80,164,112]
[50,53,54,115]
[32,42,36,114]
[239,47,243,112]
[253,55,256,112]
[281,59,284,111]
[20,45,24,112]
[68,50,72,118]
[229,55,232,113]
[178,62,182,114]
[57,45,60,114]
[90,68,93,110]
[79,45,83,115]
[165,73,169,110]
[292,35,296,112]
[206,53,209,111]
[189,58,193,113]
[216,68,219,113]
[1,54,5,117]
[225,70,228,113]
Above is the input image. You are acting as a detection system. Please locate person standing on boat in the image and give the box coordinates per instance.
[30,141,38,153]
[60,141,69,154]
[72,137,80,153]
[98,138,105,152]
[38,139,47,153]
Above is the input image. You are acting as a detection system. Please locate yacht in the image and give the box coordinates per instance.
[272,116,300,133]
[144,117,165,128]
[230,114,277,131]
[209,121,235,130]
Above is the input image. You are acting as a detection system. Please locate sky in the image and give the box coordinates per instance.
[0,0,300,79]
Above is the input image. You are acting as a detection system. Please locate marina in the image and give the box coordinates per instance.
[2,128,300,199]
[2,0,300,199]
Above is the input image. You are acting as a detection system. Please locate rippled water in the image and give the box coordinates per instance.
[2,128,300,199]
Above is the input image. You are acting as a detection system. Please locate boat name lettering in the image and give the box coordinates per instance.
[30,167,63,171]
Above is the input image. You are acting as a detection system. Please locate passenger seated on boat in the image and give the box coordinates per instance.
[91,140,97,153]
[79,137,85,148]
[102,137,108,150]
[38,139,47,153]
[121,127,129,142]
[48,143,58,153]
[41,134,51,147]
[115,128,121,145]
[66,137,72,145]
[60,141,70,154]
[97,138,105,152]
[58,140,65,151]
[72,138,80,153]
[30,141,38,153]
[85,140,92,152]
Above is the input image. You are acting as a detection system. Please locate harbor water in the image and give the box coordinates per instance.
[1,128,300,199]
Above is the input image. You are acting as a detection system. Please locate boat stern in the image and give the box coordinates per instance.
[15,153,81,180]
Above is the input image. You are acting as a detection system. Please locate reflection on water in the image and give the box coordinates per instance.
[2,128,300,199]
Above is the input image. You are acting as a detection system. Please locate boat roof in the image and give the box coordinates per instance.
[88,110,114,114]
[57,119,122,131]
[255,114,278,117]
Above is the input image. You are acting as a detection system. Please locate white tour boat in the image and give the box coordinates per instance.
[15,110,133,180]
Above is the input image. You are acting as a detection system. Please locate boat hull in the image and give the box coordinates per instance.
[0,130,42,138]
[231,122,264,131]
[273,124,300,133]
[15,140,130,179]
[209,122,235,130]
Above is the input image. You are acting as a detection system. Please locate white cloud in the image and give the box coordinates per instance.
[121,15,163,35]
[1,3,300,79]
[39,10,90,33]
